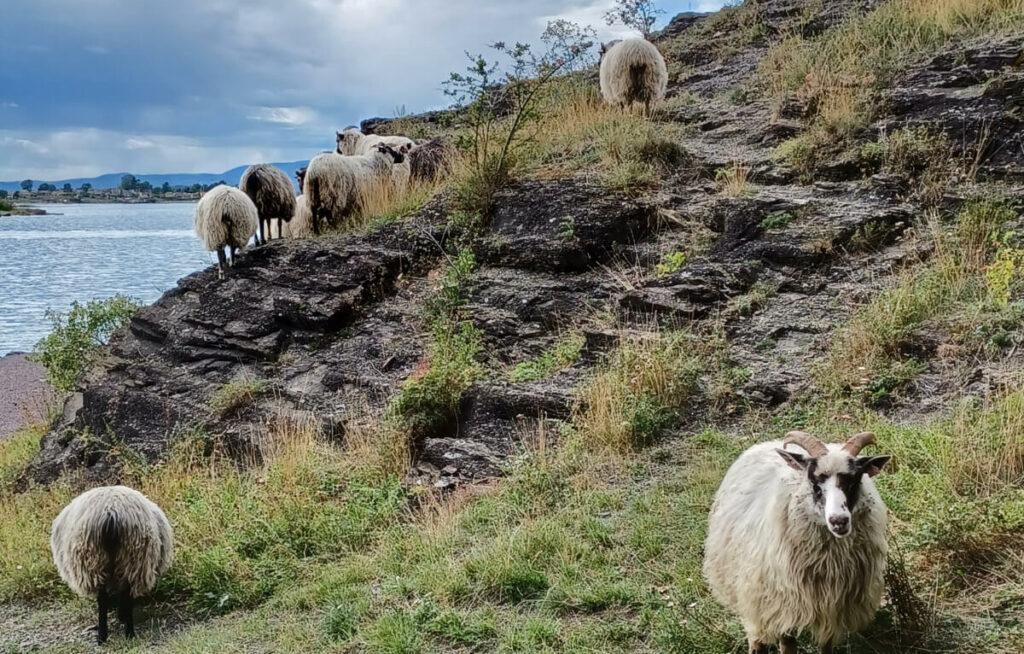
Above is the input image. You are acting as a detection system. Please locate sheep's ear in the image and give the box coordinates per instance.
[776,448,809,472]
[855,455,890,478]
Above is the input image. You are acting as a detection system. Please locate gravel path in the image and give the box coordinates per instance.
[0,353,54,440]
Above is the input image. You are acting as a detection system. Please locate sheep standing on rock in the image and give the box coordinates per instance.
[599,38,668,113]
[336,127,415,157]
[704,432,891,654]
[239,164,296,245]
[280,166,313,238]
[194,184,258,276]
[51,486,173,644]
[303,143,405,235]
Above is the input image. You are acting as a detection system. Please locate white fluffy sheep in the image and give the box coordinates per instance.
[280,194,313,238]
[51,486,173,643]
[194,184,258,276]
[336,127,415,157]
[703,432,891,654]
[303,144,405,234]
[239,164,297,245]
[599,38,668,112]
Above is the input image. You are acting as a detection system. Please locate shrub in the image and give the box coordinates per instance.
[32,294,140,392]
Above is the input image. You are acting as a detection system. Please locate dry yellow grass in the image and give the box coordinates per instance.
[763,0,1024,134]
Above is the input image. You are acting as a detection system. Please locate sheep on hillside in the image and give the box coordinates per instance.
[599,38,668,112]
[408,137,456,183]
[281,194,313,238]
[303,143,405,234]
[194,184,258,276]
[239,164,296,245]
[704,431,890,654]
[336,127,415,157]
[51,486,173,644]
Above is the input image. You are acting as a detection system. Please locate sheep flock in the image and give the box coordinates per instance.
[192,35,668,273]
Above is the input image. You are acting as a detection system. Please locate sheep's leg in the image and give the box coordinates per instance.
[216,248,227,279]
[819,640,834,654]
[118,589,135,639]
[747,639,768,654]
[229,246,238,267]
[278,217,284,238]
[96,589,109,644]
[780,635,798,654]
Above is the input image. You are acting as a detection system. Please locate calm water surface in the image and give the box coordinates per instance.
[0,202,214,355]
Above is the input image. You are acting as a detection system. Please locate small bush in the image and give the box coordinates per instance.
[761,211,794,230]
[656,251,688,276]
[33,295,140,392]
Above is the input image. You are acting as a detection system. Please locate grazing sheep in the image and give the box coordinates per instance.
[239,164,296,245]
[704,432,890,654]
[303,143,405,234]
[194,184,258,276]
[599,38,668,112]
[408,137,456,183]
[336,127,415,157]
[51,486,173,644]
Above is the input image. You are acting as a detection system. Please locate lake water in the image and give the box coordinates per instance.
[0,202,214,356]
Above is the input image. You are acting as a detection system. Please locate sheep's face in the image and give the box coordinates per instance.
[376,143,405,164]
[777,445,889,539]
[599,40,621,62]
[336,129,362,155]
[295,166,307,190]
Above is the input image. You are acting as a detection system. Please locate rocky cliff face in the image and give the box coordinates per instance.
[26,0,1024,488]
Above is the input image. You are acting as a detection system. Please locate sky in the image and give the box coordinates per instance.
[0,0,728,181]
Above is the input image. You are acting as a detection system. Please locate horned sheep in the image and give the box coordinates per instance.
[51,486,173,643]
[193,184,258,276]
[239,164,296,245]
[703,431,891,654]
[598,38,668,112]
[303,143,405,234]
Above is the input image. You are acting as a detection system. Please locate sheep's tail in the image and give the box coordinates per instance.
[628,62,648,106]
[99,509,121,590]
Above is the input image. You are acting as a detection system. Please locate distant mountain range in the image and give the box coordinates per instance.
[0,161,309,193]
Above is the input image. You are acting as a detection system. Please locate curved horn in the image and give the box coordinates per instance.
[782,431,828,458]
[842,432,876,456]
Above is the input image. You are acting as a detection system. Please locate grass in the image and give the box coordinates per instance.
[355,176,448,233]
[525,86,691,193]
[761,0,1024,170]
[208,370,268,417]
[819,200,1020,402]
[573,330,703,452]
[508,332,585,383]
[715,160,750,197]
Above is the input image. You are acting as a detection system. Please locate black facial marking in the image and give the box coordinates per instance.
[806,459,823,503]
[837,459,865,510]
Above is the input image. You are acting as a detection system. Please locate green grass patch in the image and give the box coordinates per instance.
[509,332,585,383]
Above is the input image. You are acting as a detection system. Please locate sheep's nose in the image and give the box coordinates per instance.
[829,515,850,532]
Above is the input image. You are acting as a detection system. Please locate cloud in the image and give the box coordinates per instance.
[249,107,319,126]
[0,0,728,181]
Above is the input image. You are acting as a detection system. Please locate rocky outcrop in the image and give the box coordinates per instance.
[25,0,1024,489]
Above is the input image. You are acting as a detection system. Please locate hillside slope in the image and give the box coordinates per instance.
[3,1,1024,652]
